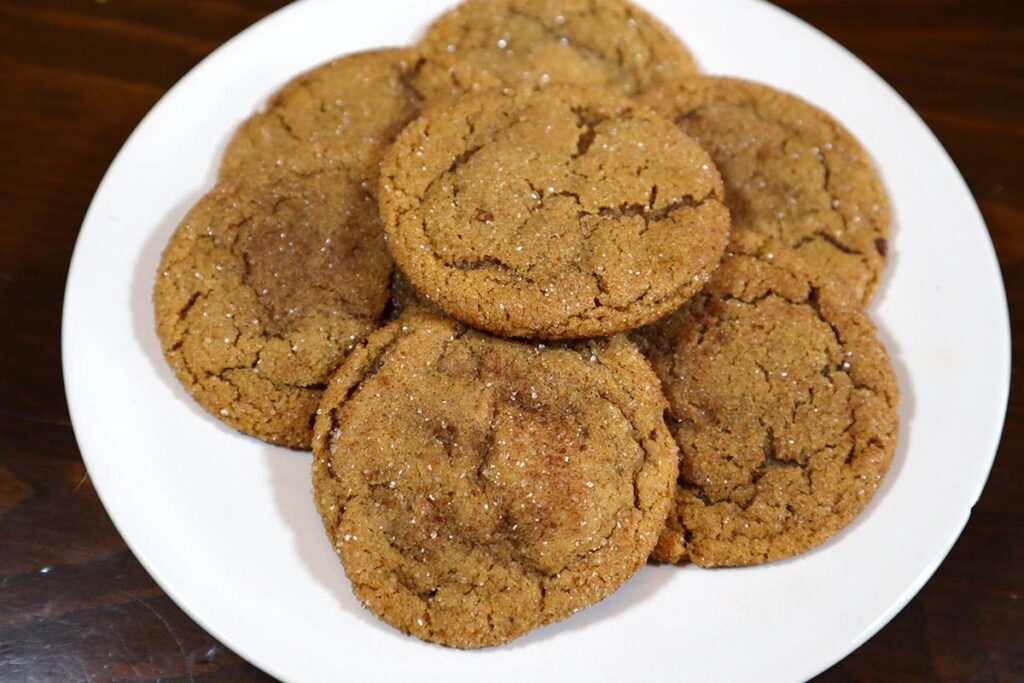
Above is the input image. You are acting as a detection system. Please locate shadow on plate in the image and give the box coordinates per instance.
[129,145,238,433]
[507,563,679,650]
[262,445,394,637]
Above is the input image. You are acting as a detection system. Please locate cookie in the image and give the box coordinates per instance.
[639,77,891,303]
[220,47,499,188]
[312,311,677,647]
[640,230,898,567]
[379,84,731,340]
[156,49,495,446]
[418,0,697,96]
[153,172,391,447]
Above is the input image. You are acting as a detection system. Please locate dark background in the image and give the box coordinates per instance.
[1,0,1020,680]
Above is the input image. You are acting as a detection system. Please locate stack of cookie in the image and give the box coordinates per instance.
[154,0,899,648]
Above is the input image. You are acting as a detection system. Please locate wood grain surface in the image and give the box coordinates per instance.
[0,0,1020,680]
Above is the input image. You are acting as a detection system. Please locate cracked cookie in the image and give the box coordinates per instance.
[418,0,697,96]
[639,76,891,303]
[153,171,391,447]
[640,230,899,567]
[312,311,677,647]
[220,47,499,188]
[379,84,731,340]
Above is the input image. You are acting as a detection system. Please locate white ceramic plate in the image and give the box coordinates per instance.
[62,0,1010,681]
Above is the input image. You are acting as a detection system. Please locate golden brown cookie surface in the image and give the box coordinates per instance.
[312,312,677,647]
[418,0,697,96]
[153,173,391,447]
[639,77,891,303]
[155,49,495,446]
[640,231,898,567]
[220,47,498,188]
[379,85,731,340]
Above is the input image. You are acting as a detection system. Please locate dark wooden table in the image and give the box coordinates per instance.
[1,0,1020,680]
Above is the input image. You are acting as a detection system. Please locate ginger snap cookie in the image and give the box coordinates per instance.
[640,230,898,567]
[153,171,391,448]
[220,47,498,187]
[312,311,677,647]
[156,49,494,446]
[418,0,697,96]
[379,84,731,340]
[639,77,891,303]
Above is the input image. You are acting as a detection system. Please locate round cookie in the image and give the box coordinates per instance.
[639,76,891,303]
[154,171,391,448]
[379,84,731,340]
[156,49,494,446]
[312,312,678,647]
[641,230,899,567]
[220,47,499,188]
[418,0,697,96]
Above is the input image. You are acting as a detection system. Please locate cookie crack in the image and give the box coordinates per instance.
[174,291,203,328]
[201,193,385,376]
[717,98,877,257]
[810,142,868,261]
[719,286,797,309]
[587,193,710,226]
[570,106,607,159]
[431,240,542,288]
[589,353,666,517]
[560,274,696,326]
[671,299,875,514]
[794,228,858,256]
[272,110,302,144]
[397,110,518,222]
[376,532,444,601]
[396,56,428,104]
[447,143,484,176]
[804,287,878,396]
[451,255,521,276]
[475,398,501,488]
